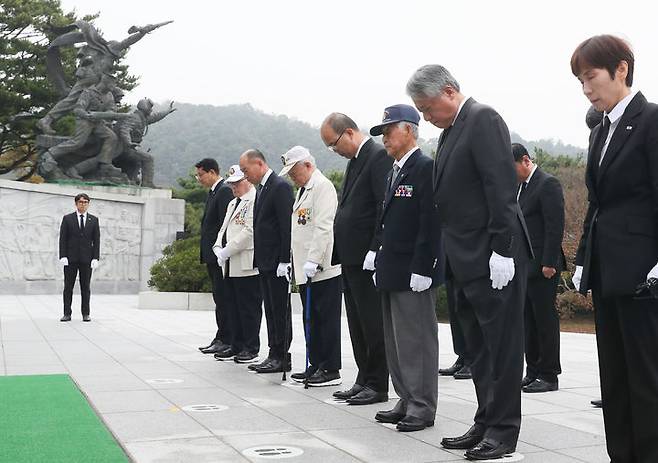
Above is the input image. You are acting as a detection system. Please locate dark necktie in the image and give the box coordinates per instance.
[222,198,242,247]
[389,164,401,192]
[518,181,528,200]
[594,116,611,174]
[255,183,263,203]
[79,214,85,232]
[437,126,452,156]
[298,186,306,200]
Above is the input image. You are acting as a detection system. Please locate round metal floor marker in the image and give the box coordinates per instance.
[146,378,184,385]
[181,404,228,413]
[242,446,303,459]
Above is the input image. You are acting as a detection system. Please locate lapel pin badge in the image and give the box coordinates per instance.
[626,125,633,130]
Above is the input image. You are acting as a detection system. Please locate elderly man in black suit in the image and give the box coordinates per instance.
[570,34,658,463]
[368,104,441,433]
[195,158,234,355]
[58,193,100,322]
[320,113,392,405]
[408,65,532,460]
[513,143,565,394]
[239,149,294,374]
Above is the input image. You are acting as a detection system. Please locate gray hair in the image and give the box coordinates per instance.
[406,65,460,99]
[398,122,419,140]
[303,155,316,167]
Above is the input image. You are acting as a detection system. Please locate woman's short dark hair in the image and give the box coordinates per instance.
[74,193,90,203]
[571,34,634,87]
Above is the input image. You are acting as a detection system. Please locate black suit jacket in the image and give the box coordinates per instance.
[576,92,658,296]
[59,212,100,264]
[253,171,294,272]
[333,138,393,266]
[375,149,442,291]
[434,98,532,283]
[200,179,233,264]
[518,168,566,278]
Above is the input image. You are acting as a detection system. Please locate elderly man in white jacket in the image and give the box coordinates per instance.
[280,146,342,387]
[212,165,263,364]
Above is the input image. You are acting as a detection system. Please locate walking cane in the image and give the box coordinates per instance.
[303,282,312,389]
[282,265,292,382]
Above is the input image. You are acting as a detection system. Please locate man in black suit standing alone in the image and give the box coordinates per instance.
[408,65,531,460]
[59,193,100,322]
[239,149,294,374]
[319,113,391,405]
[195,158,234,355]
[570,34,658,463]
[513,143,565,394]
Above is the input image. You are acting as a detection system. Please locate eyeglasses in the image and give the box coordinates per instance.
[194,171,207,181]
[76,200,90,204]
[326,129,346,152]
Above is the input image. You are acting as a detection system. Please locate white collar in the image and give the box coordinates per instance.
[260,169,273,187]
[210,178,222,192]
[354,137,370,159]
[524,164,538,184]
[452,96,469,126]
[394,146,418,170]
[605,90,637,124]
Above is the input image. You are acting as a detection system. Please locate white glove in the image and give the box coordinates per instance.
[372,272,377,286]
[572,265,583,291]
[59,257,69,266]
[303,261,319,279]
[212,245,222,258]
[90,259,99,269]
[647,262,658,281]
[489,251,515,290]
[277,262,291,281]
[410,273,432,292]
[362,251,376,271]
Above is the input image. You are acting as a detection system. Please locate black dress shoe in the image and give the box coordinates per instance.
[374,409,405,424]
[333,383,364,399]
[439,360,464,376]
[214,348,236,361]
[60,315,71,322]
[396,415,434,432]
[591,398,603,408]
[346,387,388,405]
[522,378,558,393]
[441,426,484,449]
[198,342,215,352]
[306,369,342,387]
[82,315,91,322]
[454,365,472,380]
[521,375,536,387]
[255,358,291,374]
[200,342,231,355]
[248,357,272,371]
[464,439,515,460]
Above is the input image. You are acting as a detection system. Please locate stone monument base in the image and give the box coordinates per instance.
[0,179,184,294]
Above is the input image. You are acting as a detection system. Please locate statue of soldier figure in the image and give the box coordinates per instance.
[35,19,173,185]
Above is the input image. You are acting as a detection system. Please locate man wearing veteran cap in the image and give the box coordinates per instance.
[280,146,343,387]
[407,65,531,460]
[239,149,294,374]
[212,165,262,364]
[370,104,442,432]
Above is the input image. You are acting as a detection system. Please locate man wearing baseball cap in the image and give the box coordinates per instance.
[370,104,442,432]
[280,146,343,387]
[212,165,262,364]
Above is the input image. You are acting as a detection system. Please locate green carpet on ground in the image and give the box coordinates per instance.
[0,374,129,463]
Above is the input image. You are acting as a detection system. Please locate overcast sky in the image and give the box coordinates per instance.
[59,0,658,148]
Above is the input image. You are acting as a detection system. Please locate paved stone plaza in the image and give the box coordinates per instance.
[0,294,608,462]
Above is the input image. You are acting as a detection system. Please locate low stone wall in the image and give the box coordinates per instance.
[0,179,184,294]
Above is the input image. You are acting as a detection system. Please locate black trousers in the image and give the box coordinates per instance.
[224,275,262,354]
[259,270,292,361]
[524,273,561,382]
[63,262,92,316]
[299,276,342,372]
[590,257,658,463]
[207,262,229,344]
[454,260,526,446]
[445,278,471,365]
[342,265,388,392]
